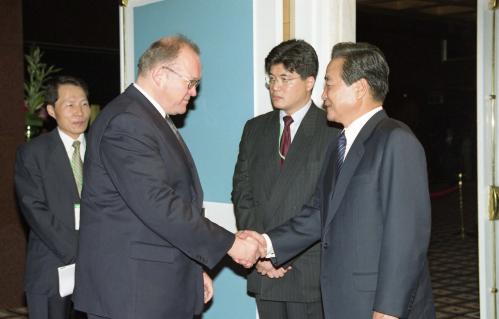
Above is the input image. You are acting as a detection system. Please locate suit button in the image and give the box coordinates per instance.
[322,242,328,249]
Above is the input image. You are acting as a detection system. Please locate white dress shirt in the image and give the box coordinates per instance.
[58,129,86,163]
[133,83,166,118]
[279,100,312,142]
[341,106,383,160]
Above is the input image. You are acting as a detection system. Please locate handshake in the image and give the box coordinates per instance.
[227,230,292,279]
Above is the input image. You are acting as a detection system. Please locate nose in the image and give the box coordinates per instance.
[74,105,84,116]
[188,85,197,97]
[271,82,282,92]
[321,86,327,101]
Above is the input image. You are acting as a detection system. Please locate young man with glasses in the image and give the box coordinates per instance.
[232,39,338,319]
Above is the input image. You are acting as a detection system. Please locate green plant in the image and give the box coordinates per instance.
[24,47,61,126]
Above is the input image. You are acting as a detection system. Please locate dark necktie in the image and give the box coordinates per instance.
[279,115,294,166]
[336,130,346,176]
[165,115,189,155]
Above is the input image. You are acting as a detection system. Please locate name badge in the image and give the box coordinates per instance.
[74,204,80,230]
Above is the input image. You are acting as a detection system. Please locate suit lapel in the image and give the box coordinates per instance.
[266,105,321,215]
[48,130,80,202]
[324,110,388,228]
[125,86,203,203]
[258,111,281,199]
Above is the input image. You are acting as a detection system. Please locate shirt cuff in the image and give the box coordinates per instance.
[262,234,275,258]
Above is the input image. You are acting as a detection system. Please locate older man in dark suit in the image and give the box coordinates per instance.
[232,39,337,319]
[244,42,436,319]
[15,76,91,319]
[73,35,261,319]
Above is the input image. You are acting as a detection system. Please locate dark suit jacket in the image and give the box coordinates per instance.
[268,110,435,318]
[232,104,337,302]
[73,85,234,319]
[15,129,80,295]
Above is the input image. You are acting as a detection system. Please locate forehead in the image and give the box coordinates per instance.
[269,63,294,75]
[57,84,86,98]
[175,47,201,73]
[326,58,344,76]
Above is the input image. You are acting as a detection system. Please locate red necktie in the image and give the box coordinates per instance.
[279,115,294,167]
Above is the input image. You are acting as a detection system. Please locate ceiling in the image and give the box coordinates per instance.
[357,0,477,22]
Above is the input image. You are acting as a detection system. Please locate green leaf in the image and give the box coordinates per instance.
[24,46,62,117]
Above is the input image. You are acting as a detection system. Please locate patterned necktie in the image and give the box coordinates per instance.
[71,140,83,196]
[279,115,294,167]
[336,130,346,176]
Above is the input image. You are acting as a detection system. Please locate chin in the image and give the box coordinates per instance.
[272,104,286,110]
[325,111,335,122]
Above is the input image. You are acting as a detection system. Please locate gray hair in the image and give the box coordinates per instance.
[331,42,389,102]
[137,34,200,75]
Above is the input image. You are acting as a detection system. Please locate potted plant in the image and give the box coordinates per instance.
[24,46,61,140]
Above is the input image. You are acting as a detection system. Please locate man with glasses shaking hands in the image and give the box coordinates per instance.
[74,35,262,319]
[232,39,338,319]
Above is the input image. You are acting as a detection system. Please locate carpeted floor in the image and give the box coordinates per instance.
[429,181,479,318]
[0,182,480,319]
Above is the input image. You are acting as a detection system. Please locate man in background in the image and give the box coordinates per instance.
[15,76,91,319]
[232,39,337,319]
[74,35,261,319]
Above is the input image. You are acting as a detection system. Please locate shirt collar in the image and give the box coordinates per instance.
[133,83,166,118]
[279,100,312,127]
[57,128,85,154]
[344,106,383,152]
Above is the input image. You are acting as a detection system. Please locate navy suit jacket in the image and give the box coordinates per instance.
[15,129,80,295]
[268,110,436,318]
[73,85,234,319]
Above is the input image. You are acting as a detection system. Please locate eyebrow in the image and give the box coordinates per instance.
[269,72,294,77]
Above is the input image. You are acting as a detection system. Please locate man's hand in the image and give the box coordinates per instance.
[372,311,398,319]
[202,272,213,304]
[255,260,291,279]
[237,230,267,257]
[228,235,261,268]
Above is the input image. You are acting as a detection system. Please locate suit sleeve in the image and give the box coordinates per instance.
[100,113,234,269]
[373,129,432,317]
[267,180,322,266]
[14,146,78,264]
[267,135,336,266]
[232,121,260,231]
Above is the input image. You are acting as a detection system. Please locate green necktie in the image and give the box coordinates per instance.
[71,140,83,196]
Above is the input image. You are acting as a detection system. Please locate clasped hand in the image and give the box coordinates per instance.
[227,230,291,278]
[227,230,267,268]
[255,259,291,279]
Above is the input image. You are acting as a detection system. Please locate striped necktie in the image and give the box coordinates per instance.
[279,115,294,167]
[336,130,346,176]
[71,140,83,196]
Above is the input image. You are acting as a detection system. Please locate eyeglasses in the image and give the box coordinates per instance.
[265,75,300,89]
[162,66,200,89]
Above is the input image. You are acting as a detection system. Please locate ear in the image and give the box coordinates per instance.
[305,76,316,92]
[46,104,56,119]
[150,65,165,88]
[354,78,369,100]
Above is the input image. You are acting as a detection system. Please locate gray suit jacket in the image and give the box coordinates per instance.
[268,110,435,318]
[73,85,234,319]
[15,129,80,295]
[232,104,338,302]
